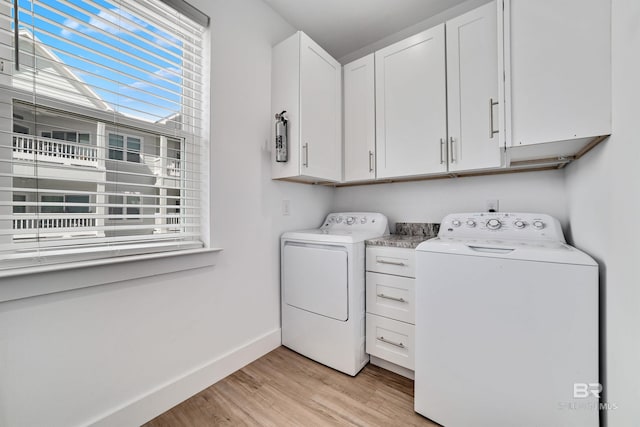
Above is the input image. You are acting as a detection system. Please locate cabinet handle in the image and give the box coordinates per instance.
[377,336,405,349]
[303,143,309,167]
[368,150,374,173]
[440,138,445,164]
[489,98,499,139]
[449,136,456,163]
[376,293,406,303]
[376,259,406,266]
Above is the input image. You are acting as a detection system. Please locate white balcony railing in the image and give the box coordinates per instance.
[13,134,100,168]
[167,161,181,177]
[13,215,97,231]
[148,158,181,179]
[153,214,180,234]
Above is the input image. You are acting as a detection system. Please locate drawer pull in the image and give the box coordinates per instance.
[376,259,406,266]
[376,293,406,303]
[377,336,405,349]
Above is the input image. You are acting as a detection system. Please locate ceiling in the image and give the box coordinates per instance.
[263,0,470,60]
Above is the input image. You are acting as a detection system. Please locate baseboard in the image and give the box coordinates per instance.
[87,328,281,427]
[370,355,415,380]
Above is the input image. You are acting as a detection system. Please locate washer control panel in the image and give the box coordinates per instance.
[320,212,389,235]
[439,212,565,242]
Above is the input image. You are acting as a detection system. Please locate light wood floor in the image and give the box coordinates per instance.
[145,346,439,427]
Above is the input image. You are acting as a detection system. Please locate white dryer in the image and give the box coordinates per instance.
[415,212,599,427]
[281,212,389,376]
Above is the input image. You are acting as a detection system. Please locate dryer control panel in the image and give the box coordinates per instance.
[438,212,565,242]
[320,212,389,235]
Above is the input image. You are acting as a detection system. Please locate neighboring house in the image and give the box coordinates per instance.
[11,30,182,242]
[13,29,112,112]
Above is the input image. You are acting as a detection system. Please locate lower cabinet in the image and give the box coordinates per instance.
[365,247,416,375]
[366,313,415,370]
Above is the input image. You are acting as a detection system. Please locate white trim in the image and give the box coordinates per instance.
[0,247,222,302]
[87,329,281,427]
[11,93,195,139]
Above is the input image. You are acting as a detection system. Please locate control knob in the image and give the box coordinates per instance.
[452,219,461,227]
[514,220,526,229]
[532,220,545,230]
[360,217,367,224]
[346,216,355,225]
[486,218,502,230]
[466,220,476,228]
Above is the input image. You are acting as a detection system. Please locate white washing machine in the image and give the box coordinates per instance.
[281,212,389,376]
[415,212,599,427]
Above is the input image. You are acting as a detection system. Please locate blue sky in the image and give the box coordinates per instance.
[16,0,184,122]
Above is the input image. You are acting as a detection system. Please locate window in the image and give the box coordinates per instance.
[108,133,142,163]
[39,194,91,214]
[13,124,29,134]
[0,0,209,272]
[64,195,91,214]
[108,193,141,220]
[13,194,26,214]
[40,195,64,214]
[108,134,124,161]
[41,131,91,144]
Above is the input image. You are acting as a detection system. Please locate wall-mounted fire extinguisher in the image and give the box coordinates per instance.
[275,110,288,163]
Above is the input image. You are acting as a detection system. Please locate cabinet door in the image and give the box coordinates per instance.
[375,25,447,179]
[344,54,376,182]
[300,33,342,182]
[271,33,301,180]
[446,1,502,172]
[505,0,611,147]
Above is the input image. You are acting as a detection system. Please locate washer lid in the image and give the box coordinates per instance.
[416,237,597,266]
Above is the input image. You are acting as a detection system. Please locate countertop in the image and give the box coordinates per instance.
[365,222,440,249]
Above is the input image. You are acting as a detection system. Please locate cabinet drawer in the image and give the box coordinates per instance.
[366,272,415,324]
[366,314,414,370]
[366,246,415,277]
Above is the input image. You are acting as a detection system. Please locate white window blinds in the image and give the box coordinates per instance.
[0,0,209,271]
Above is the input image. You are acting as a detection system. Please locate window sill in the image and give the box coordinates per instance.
[0,248,223,303]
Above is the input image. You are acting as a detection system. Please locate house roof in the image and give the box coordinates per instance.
[14,29,113,112]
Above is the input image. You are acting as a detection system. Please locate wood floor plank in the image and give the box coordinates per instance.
[144,346,438,427]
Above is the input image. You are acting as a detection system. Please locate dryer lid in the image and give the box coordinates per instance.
[282,228,383,244]
[282,212,389,244]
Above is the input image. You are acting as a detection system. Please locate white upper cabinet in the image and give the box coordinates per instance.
[276,1,611,185]
[375,25,447,179]
[446,1,503,172]
[272,31,342,182]
[504,0,611,162]
[343,54,376,182]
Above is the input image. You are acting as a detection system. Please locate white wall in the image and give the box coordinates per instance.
[0,1,333,426]
[334,170,569,230]
[566,0,640,425]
